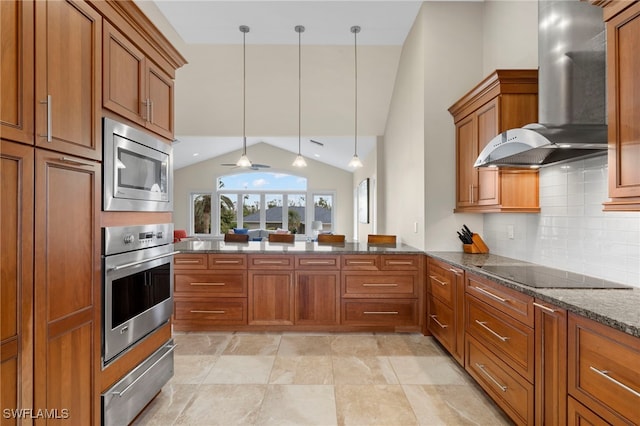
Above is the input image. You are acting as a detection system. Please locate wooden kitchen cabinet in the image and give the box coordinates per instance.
[568,312,640,425]
[295,255,341,326]
[103,21,175,140]
[534,299,567,426]
[0,141,34,424]
[426,257,465,365]
[0,0,34,145]
[34,149,101,425]
[35,0,102,160]
[602,1,640,211]
[248,255,295,325]
[449,70,540,213]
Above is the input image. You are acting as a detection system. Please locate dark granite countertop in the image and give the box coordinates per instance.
[427,252,640,338]
[175,240,425,255]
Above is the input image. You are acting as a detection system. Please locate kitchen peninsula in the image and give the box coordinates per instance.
[172,240,425,332]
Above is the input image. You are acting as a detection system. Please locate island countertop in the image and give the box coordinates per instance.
[174,239,425,255]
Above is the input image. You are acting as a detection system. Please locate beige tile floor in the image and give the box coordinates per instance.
[132,332,512,425]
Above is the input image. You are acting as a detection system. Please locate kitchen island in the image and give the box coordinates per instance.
[173,240,425,332]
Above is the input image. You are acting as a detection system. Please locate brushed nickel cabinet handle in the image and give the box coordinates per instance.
[448,268,462,276]
[149,99,154,124]
[176,260,201,264]
[256,260,286,264]
[305,261,333,264]
[214,260,241,264]
[475,320,509,342]
[59,157,95,167]
[190,310,226,314]
[349,261,374,265]
[533,302,556,313]
[476,363,507,392]
[429,275,448,286]
[39,95,52,141]
[589,366,640,398]
[430,315,448,329]
[388,261,412,265]
[363,311,398,315]
[190,282,226,286]
[471,286,508,303]
[362,283,398,287]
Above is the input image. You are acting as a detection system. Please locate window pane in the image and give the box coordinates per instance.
[193,194,212,234]
[218,172,307,190]
[265,194,283,230]
[242,194,261,230]
[219,194,237,234]
[288,194,306,234]
[314,195,333,233]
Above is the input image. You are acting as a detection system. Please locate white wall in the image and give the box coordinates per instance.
[353,142,378,242]
[484,157,640,287]
[173,142,354,237]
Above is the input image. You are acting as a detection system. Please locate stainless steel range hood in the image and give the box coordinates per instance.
[475,0,607,168]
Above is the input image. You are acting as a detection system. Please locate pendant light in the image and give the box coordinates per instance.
[292,25,307,167]
[236,25,252,168]
[348,25,363,169]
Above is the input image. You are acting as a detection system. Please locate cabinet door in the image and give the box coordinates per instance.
[534,300,567,426]
[455,114,478,208]
[34,0,102,160]
[146,62,174,139]
[476,99,499,206]
[248,271,294,325]
[0,0,34,145]
[0,141,34,422]
[34,150,100,425]
[103,21,146,127]
[295,271,340,325]
[606,3,640,207]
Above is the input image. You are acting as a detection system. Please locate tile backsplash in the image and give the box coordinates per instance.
[483,156,640,287]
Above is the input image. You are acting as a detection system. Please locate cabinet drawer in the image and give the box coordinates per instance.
[380,255,420,270]
[427,267,455,307]
[343,273,417,298]
[174,254,207,269]
[466,273,533,327]
[174,299,247,325]
[208,254,247,269]
[466,295,534,382]
[427,295,455,355]
[466,335,534,426]
[175,272,247,297]
[567,396,610,426]
[568,314,640,425]
[248,255,294,269]
[342,300,417,326]
[296,255,340,270]
[342,255,380,270]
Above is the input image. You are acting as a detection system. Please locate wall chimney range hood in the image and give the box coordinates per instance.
[475,0,607,168]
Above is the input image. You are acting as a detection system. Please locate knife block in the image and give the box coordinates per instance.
[463,233,490,254]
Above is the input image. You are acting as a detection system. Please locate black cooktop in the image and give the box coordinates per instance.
[479,264,633,289]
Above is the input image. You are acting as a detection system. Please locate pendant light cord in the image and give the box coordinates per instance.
[298,27,302,154]
[352,26,360,157]
[243,27,247,156]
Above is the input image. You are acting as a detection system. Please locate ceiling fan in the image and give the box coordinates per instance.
[220,162,271,171]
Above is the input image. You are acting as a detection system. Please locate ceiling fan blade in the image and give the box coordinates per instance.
[251,164,271,168]
[310,139,324,147]
[221,163,237,166]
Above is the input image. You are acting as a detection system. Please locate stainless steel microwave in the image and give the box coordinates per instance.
[103,118,173,212]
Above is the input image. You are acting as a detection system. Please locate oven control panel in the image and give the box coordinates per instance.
[103,223,174,255]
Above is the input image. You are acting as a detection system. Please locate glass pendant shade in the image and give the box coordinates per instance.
[236,153,252,168]
[348,154,363,169]
[292,154,307,167]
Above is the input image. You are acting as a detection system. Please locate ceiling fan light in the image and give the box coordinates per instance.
[292,154,307,167]
[348,154,363,169]
[236,154,252,168]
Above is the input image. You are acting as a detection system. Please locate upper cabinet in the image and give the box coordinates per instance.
[449,70,540,213]
[35,0,102,160]
[600,1,640,211]
[103,21,175,140]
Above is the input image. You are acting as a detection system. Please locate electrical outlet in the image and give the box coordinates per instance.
[507,225,515,240]
[414,222,418,233]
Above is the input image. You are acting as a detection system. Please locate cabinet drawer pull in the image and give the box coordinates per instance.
[471,286,508,303]
[190,282,226,286]
[39,95,52,141]
[59,156,95,167]
[348,261,374,265]
[305,261,333,264]
[448,268,461,276]
[256,260,286,264]
[589,366,640,398]
[533,302,556,313]
[388,261,413,265]
[190,310,226,314]
[475,363,507,392]
[362,283,398,287]
[363,311,398,315]
[430,315,448,329]
[429,275,448,286]
[176,260,201,264]
[475,320,509,342]
[214,260,241,264]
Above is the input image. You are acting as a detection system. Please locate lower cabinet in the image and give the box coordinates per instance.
[248,270,295,325]
[534,300,567,426]
[567,396,610,426]
[295,271,340,325]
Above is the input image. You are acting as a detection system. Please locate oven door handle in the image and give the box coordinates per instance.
[110,251,181,272]
[112,343,176,397]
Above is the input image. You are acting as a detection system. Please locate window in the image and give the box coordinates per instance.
[313,194,334,233]
[191,193,212,234]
